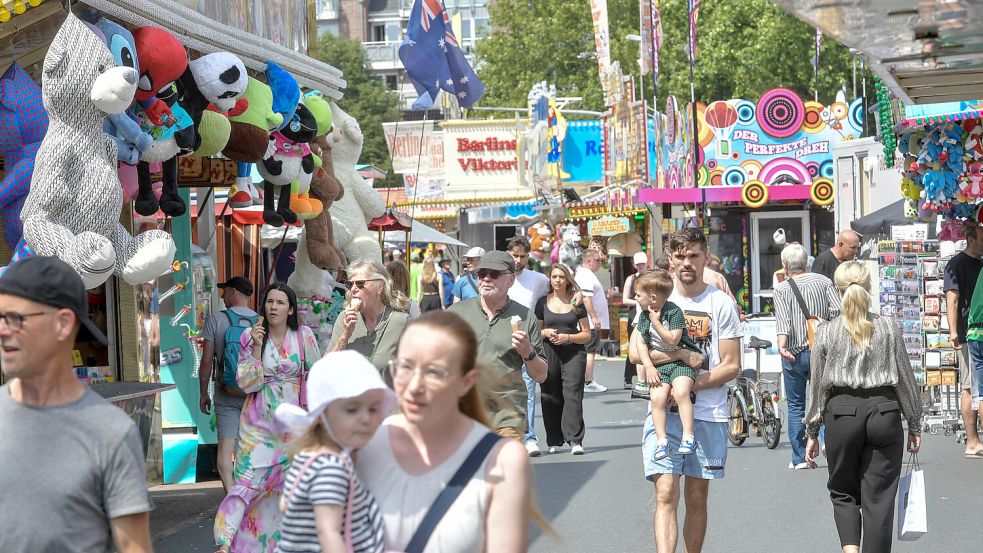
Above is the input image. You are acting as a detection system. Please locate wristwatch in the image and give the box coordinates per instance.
[523,350,537,361]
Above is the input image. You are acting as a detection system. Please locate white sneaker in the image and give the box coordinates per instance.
[584,381,608,393]
[549,446,559,454]
[524,440,541,457]
[789,462,811,470]
[571,444,585,455]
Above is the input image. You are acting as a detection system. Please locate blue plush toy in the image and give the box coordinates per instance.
[83,11,153,165]
[0,63,48,250]
[265,61,300,131]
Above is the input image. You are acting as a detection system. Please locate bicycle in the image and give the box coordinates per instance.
[727,334,782,449]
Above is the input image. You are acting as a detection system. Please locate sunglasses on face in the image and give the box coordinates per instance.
[352,278,382,289]
[476,269,510,280]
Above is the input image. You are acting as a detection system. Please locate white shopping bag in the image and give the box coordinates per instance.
[897,455,927,541]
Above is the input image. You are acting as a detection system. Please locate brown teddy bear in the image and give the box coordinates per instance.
[304,135,347,270]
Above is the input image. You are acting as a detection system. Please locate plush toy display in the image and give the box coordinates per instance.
[176,52,247,156]
[0,63,48,250]
[328,103,384,263]
[133,84,196,217]
[558,224,583,269]
[21,13,175,288]
[265,61,300,131]
[306,135,345,269]
[256,100,316,226]
[131,26,188,127]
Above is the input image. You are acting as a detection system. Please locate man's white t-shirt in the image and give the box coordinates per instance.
[508,269,549,310]
[670,284,743,422]
[575,266,609,330]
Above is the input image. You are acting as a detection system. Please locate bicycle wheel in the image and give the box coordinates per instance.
[727,391,747,446]
[760,396,782,449]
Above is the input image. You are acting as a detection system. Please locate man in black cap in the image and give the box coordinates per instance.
[199,275,257,492]
[449,250,546,439]
[0,256,152,552]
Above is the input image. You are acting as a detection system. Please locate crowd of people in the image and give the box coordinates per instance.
[0,225,938,553]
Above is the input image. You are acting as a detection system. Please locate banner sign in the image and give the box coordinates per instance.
[692,88,863,188]
[403,174,444,201]
[590,0,612,98]
[588,216,631,236]
[653,95,695,188]
[383,121,444,176]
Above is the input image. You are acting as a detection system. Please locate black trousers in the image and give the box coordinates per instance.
[623,320,637,382]
[824,387,905,552]
[541,343,587,446]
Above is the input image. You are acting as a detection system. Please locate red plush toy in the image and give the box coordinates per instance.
[132,27,188,127]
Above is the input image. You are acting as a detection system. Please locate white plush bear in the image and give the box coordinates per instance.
[21,14,175,288]
[559,224,583,270]
[328,103,385,264]
[288,231,341,299]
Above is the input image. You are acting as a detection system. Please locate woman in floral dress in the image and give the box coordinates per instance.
[214,283,320,553]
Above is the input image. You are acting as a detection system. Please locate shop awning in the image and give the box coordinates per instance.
[850,199,938,239]
[383,220,467,247]
[769,1,983,104]
[81,0,346,97]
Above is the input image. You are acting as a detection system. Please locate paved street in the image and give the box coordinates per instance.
[154,359,979,552]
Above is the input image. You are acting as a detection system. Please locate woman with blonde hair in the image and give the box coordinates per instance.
[329,260,411,373]
[386,260,421,320]
[357,311,551,552]
[417,260,445,313]
[536,264,591,454]
[804,261,922,553]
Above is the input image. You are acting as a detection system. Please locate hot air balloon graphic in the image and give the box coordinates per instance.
[705,101,739,159]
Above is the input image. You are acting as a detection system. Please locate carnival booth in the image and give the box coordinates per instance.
[0,0,347,484]
[641,88,864,314]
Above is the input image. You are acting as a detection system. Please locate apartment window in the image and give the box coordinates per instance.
[386,23,402,41]
[385,75,398,90]
[373,25,386,42]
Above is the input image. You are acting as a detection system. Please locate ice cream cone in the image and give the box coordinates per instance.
[510,315,522,333]
[351,298,362,312]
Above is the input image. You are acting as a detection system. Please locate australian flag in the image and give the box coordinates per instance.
[399,0,486,110]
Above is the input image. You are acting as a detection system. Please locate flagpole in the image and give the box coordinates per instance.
[688,2,703,224]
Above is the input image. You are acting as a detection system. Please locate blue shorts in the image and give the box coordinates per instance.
[642,411,728,480]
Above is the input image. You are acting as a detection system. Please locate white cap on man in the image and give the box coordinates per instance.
[465,247,486,258]
[633,252,648,265]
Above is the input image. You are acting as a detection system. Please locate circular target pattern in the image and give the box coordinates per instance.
[848,98,864,133]
[757,88,805,138]
[802,101,826,134]
[707,159,718,170]
[806,161,820,178]
[696,103,713,148]
[811,177,834,206]
[741,159,762,180]
[737,287,750,311]
[759,157,812,185]
[741,180,769,208]
[698,165,710,186]
[710,167,723,187]
[831,102,848,120]
[723,165,749,187]
[734,100,755,125]
[667,167,680,188]
[820,159,834,179]
[731,151,740,160]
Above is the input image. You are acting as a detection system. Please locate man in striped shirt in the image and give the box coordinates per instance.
[773,244,841,469]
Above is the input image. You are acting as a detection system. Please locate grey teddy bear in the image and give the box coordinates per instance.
[21,13,175,289]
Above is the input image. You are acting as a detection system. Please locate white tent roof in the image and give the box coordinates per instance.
[383,220,467,247]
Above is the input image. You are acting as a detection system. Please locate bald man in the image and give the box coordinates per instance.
[812,229,860,281]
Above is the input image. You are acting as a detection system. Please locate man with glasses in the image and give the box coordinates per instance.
[452,246,486,303]
[576,249,610,393]
[449,250,547,439]
[0,256,152,553]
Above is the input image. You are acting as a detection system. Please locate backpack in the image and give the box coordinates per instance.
[222,310,259,391]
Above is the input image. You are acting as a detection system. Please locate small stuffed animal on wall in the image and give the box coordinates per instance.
[0,63,48,250]
[558,224,583,269]
[527,221,552,262]
[21,13,175,288]
[328,103,384,263]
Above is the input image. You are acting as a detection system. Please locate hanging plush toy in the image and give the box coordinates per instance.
[131,27,188,128]
[0,63,48,250]
[558,224,583,269]
[21,13,175,288]
[302,91,345,270]
[527,221,553,262]
[134,84,197,217]
[176,51,248,156]
[257,99,316,226]
[82,11,152,166]
[224,77,282,208]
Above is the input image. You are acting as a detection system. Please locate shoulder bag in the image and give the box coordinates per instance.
[788,278,822,349]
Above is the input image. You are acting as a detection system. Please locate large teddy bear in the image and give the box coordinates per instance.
[21,13,175,288]
[328,103,384,263]
[0,63,48,250]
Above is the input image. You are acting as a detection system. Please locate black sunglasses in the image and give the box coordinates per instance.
[476,269,511,280]
[352,278,382,288]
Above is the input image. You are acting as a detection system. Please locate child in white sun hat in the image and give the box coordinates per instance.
[274,350,395,553]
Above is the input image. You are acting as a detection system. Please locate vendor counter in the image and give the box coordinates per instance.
[90,381,174,484]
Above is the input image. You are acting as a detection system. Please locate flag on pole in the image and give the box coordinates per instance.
[651,0,663,88]
[639,0,652,75]
[399,0,485,110]
[687,0,701,67]
[590,0,612,97]
[813,28,822,68]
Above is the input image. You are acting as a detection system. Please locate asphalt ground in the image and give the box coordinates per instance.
[153,358,981,552]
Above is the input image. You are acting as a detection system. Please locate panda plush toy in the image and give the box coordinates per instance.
[256,101,318,227]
